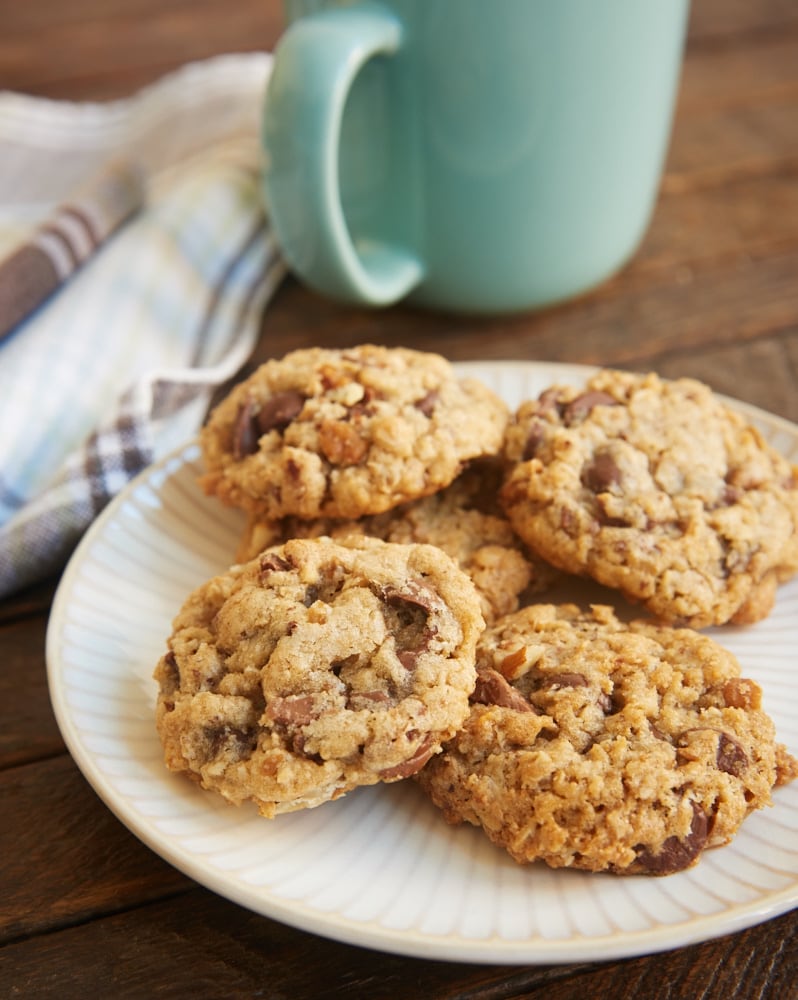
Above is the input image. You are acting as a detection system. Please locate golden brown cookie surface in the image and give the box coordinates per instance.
[200,345,508,520]
[417,603,795,874]
[154,536,484,816]
[501,370,798,627]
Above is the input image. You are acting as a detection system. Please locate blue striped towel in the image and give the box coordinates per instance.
[0,54,285,598]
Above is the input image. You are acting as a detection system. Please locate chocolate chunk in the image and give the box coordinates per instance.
[233,398,259,458]
[545,672,588,688]
[597,691,613,713]
[472,667,537,713]
[381,582,437,665]
[564,391,617,425]
[382,581,435,613]
[256,390,305,433]
[536,387,564,417]
[522,419,546,460]
[378,735,435,780]
[204,723,258,761]
[414,389,439,417]
[599,690,624,714]
[347,690,392,710]
[716,732,748,776]
[259,552,293,574]
[397,649,425,670]
[581,452,621,493]
[633,802,709,875]
[266,695,316,727]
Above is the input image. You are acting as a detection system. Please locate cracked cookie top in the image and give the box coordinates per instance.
[199,345,508,520]
[500,370,798,628]
[416,603,796,875]
[154,535,484,817]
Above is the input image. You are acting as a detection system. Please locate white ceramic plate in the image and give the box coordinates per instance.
[46,361,798,964]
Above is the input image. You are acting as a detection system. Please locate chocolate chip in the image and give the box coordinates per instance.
[522,420,546,460]
[347,690,392,710]
[381,582,437,664]
[256,390,305,434]
[266,694,316,727]
[204,723,258,762]
[378,735,436,780]
[382,581,435,614]
[545,672,588,688]
[472,667,537,713]
[633,802,709,875]
[233,399,259,458]
[599,691,624,715]
[397,649,424,670]
[716,732,748,776]
[290,732,323,763]
[414,389,439,417]
[581,452,621,493]
[564,391,617,425]
[536,388,564,417]
[259,552,293,574]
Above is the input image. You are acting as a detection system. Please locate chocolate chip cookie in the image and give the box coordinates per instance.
[199,345,508,521]
[501,370,798,628]
[154,535,484,817]
[417,603,796,874]
[235,460,556,624]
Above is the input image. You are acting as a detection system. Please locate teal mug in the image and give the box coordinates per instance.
[262,0,690,314]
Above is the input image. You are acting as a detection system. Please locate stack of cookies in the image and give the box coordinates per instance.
[154,345,798,876]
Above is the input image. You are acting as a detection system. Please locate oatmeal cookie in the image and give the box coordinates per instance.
[235,460,556,623]
[501,370,798,627]
[417,603,796,875]
[154,536,484,817]
[199,345,508,520]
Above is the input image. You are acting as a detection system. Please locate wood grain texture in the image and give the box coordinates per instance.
[1,1,797,997]
[1,890,795,999]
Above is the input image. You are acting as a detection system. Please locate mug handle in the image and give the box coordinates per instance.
[262,4,425,306]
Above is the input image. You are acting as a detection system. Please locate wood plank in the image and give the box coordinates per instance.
[0,887,794,1000]
[680,33,798,113]
[0,0,285,99]
[641,173,798,268]
[257,253,798,418]
[0,617,64,769]
[0,755,191,942]
[666,103,798,189]
[653,334,798,424]
[687,0,798,45]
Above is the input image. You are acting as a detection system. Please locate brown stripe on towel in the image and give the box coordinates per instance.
[60,204,101,247]
[0,158,145,343]
[35,222,82,272]
[0,243,61,340]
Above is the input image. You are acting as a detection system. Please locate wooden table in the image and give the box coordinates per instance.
[2,1,797,996]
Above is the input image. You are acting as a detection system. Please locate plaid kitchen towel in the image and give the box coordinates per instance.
[0,53,286,598]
